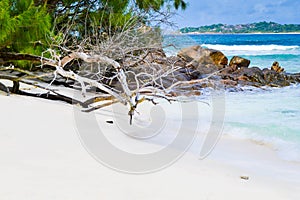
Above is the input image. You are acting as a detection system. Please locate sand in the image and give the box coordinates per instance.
[0,93,300,200]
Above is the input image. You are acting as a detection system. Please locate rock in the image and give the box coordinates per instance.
[287,73,300,83]
[160,71,190,88]
[218,55,300,88]
[178,45,228,69]
[262,68,277,82]
[273,80,290,87]
[167,89,201,98]
[167,56,187,68]
[221,66,235,74]
[271,61,284,73]
[122,46,300,92]
[262,68,291,87]
[125,64,191,90]
[229,56,250,69]
[177,68,201,80]
[221,79,238,86]
[144,49,167,63]
[237,75,249,81]
[196,64,220,75]
[240,176,249,180]
[235,67,266,85]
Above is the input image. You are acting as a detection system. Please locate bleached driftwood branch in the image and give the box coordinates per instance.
[0,47,210,124]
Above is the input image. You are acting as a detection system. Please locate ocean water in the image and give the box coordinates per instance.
[163,34,300,162]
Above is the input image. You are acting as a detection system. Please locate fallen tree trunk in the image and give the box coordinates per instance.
[0,81,10,95]
[0,50,209,124]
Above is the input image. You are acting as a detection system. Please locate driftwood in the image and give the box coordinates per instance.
[0,81,10,95]
[0,51,208,123]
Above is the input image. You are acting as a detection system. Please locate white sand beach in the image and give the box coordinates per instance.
[0,93,300,200]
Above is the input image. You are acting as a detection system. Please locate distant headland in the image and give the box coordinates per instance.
[180,21,300,34]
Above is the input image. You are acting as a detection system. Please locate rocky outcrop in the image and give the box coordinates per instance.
[220,63,294,87]
[177,45,228,69]
[271,61,284,73]
[229,56,250,71]
[124,47,300,92]
[236,67,266,85]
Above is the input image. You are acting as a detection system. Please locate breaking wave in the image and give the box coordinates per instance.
[202,44,300,56]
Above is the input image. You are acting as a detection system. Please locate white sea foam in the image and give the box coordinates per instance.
[163,44,300,57]
[203,44,299,51]
[163,34,300,163]
[225,126,300,162]
[202,44,300,56]
[224,85,300,162]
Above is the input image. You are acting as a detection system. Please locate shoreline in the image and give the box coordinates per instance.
[1,94,300,199]
[169,32,300,35]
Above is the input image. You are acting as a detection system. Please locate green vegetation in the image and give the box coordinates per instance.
[0,0,192,118]
[0,0,186,56]
[0,0,51,54]
[180,21,300,34]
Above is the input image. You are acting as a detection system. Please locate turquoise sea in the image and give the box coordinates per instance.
[163,34,300,162]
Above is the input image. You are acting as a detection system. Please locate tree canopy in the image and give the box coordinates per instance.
[0,0,198,123]
[0,0,51,54]
[0,0,187,56]
[180,21,300,34]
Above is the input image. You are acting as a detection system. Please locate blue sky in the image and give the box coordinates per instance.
[172,0,300,28]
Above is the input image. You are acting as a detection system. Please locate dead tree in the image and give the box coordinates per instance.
[0,15,215,124]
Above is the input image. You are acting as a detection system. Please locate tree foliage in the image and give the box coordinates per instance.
[180,21,300,34]
[0,0,187,56]
[0,0,198,124]
[0,0,51,54]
